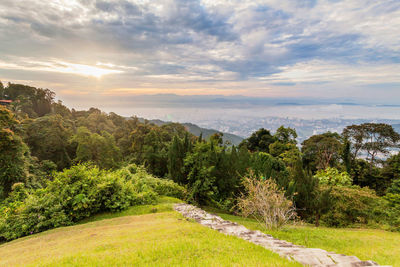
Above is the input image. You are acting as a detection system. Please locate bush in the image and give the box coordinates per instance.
[314,167,352,186]
[119,164,186,200]
[0,164,185,241]
[321,185,387,227]
[384,193,400,230]
[237,172,296,229]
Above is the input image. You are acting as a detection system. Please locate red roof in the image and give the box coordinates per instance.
[0,100,12,103]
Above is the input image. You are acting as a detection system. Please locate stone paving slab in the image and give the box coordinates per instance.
[174,203,391,267]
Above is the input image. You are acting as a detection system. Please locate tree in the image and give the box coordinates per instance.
[290,159,332,226]
[182,139,245,206]
[209,132,224,145]
[183,142,219,205]
[382,153,400,194]
[350,158,383,192]
[52,100,72,119]
[302,132,342,171]
[3,83,54,117]
[113,116,140,156]
[0,106,29,198]
[274,126,297,144]
[168,133,192,184]
[24,115,74,170]
[129,122,189,177]
[76,109,116,134]
[343,123,400,166]
[341,137,352,172]
[240,128,275,153]
[388,179,400,195]
[70,127,122,169]
[249,152,291,192]
[0,81,4,98]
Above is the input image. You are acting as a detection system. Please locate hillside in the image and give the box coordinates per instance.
[139,118,244,146]
[0,199,299,267]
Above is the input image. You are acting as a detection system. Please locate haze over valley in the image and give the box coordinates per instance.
[64,94,400,142]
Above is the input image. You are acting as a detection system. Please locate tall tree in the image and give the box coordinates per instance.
[382,153,400,194]
[183,142,219,205]
[24,115,74,170]
[70,127,122,169]
[343,123,400,166]
[270,126,299,158]
[0,106,29,198]
[274,125,297,144]
[168,133,192,184]
[290,159,331,226]
[0,81,4,98]
[240,128,275,153]
[301,132,342,171]
[4,83,54,117]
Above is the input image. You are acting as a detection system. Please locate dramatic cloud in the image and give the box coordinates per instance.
[0,0,399,105]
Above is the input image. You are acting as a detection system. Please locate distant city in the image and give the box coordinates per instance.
[92,97,400,143]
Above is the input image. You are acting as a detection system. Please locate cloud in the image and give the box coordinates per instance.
[0,59,122,78]
[0,0,399,103]
[262,60,400,85]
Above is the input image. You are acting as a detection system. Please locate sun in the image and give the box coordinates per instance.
[53,62,123,78]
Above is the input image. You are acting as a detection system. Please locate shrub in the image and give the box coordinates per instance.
[237,172,296,229]
[314,167,352,186]
[0,164,184,241]
[384,193,400,230]
[321,185,387,227]
[120,164,186,200]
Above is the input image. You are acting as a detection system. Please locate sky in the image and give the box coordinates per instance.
[0,0,400,107]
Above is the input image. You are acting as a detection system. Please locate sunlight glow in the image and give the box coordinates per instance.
[0,60,123,78]
[55,62,122,78]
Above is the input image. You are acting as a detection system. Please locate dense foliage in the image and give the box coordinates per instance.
[1,81,400,238]
[0,164,185,241]
[321,185,387,227]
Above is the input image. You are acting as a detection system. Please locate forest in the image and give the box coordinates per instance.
[1,81,400,241]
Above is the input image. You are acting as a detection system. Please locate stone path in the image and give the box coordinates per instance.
[174,204,391,267]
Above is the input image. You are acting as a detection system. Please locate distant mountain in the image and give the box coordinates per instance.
[180,122,244,146]
[139,118,244,146]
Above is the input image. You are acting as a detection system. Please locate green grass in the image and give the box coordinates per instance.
[210,210,400,267]
[78,196,184,224]
[0,198,301,267]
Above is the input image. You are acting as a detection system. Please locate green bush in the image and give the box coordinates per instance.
[384,193,400,230]
[0,164,184,241]
[119,164,186,200]
[321,185,387,227]
[314,167,352,186]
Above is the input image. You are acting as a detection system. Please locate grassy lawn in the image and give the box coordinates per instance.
[0,199,300,267]
[212,211,400,267]
[78,196,184,224]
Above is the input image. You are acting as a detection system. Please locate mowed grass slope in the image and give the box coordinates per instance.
[215,212,400,267]
[0,201,300,267]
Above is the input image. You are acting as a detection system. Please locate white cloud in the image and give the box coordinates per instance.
[262,60,400,85]
[0,59,122,78]
[0,0,399,100]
